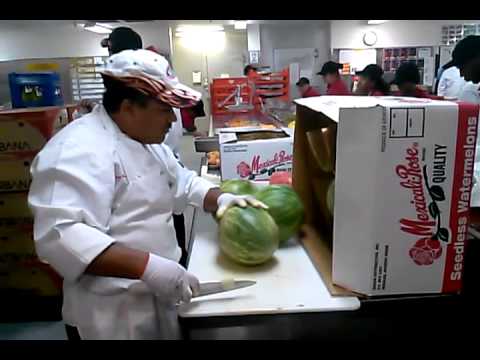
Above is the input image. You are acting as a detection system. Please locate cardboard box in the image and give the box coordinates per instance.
[0,256,62,296]
[294,96,479,296]
[219,127,294,181]
[0,193,32,218]
[0,158,32,192]
[0,217,35,255]
[0,106,70,161]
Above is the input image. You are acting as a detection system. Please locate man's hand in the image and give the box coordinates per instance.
[216,193,268,219]
[141,253,200,304]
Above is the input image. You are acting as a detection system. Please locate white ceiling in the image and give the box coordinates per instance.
[0,20,330,29]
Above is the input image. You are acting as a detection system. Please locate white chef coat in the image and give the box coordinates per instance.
[437,67,466,98]
[28,105,215,339]
[163,108,183,158]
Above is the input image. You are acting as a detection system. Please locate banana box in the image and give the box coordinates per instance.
[0,193,32,218]
[0,255,62,297]
[0,106,68,161]
[0,221,35,255]
[0,159,32,192]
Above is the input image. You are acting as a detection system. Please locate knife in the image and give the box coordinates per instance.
[194,280,256,298]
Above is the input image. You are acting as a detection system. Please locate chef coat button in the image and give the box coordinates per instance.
[168,182,173,188]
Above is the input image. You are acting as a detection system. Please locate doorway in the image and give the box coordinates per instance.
[171,27,248,133]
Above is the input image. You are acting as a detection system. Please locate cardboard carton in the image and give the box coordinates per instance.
[219,127,294,181]
[294,96,479,296]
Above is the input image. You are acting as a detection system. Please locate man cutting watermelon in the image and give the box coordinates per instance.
[28,49,267,340]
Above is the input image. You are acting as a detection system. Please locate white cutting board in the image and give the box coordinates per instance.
[178,213,360,318]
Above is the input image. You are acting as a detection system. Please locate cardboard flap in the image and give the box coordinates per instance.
[218,133,238,144]
[295,96,381,122]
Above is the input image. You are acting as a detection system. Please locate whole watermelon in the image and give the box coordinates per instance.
[220,179,256,195]
[326,181,335,216]
[255,185,304,245]
[219,206,279,265]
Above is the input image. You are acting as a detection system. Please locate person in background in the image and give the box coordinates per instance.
[74,27,145,118]
[452,35,480,86]
[181,99,206,135]
[101,27,143,56]
[355,64,390,96]
[451,35,480,212]
[28,50,266,340]
[317,61,351,95]
[244,64,258,78]
[296,77,321,98]
[436,61,466,98]
[392,62,443,99]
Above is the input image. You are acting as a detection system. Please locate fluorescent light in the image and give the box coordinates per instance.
[77,22,112,34]
[234,20,248,30]
[176,25,224,35]
[368,20,389,25]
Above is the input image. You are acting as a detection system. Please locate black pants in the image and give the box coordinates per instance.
[173,213,188,267]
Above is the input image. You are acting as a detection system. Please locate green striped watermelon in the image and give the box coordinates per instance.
[220,179,257,195]
[255,185,304,245]
[219,206,279,265]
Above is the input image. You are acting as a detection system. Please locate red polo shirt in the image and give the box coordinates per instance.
[327,78,351,96]
[394,87,444,100]
[302,86,321,98]
[369,90,386,96]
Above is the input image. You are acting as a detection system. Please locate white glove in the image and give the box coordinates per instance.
[141,253,200,304]
[216,193,268,219]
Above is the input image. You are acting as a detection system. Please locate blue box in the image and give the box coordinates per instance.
[8,72,64,109]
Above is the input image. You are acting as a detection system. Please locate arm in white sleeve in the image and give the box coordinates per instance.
[28,140,116,282]
[154,144,216,213]
[437,72,451,97]
[458,83,480,104]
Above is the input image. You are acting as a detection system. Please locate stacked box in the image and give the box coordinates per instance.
[0,105,75,297]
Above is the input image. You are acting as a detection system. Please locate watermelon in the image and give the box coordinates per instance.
[219,206,279,265]
[326,180,334,216]
[255,185,304,245]
[220,179,256,195]
[269,171,292,186]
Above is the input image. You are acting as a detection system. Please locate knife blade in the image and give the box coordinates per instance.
[193,280,256,298]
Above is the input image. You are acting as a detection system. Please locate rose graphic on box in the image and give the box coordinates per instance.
[237,161,252,178]
[408,238,443,266]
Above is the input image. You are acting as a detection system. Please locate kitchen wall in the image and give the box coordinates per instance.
[260,22,330,92]
[0,21,171,61]
[330,20,480,50]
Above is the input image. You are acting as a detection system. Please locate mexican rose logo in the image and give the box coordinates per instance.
[237,151,293,179]
[396,143,449,266]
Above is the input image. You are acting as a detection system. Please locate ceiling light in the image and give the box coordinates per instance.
[368,20,389,25]
[176,25,224,36]
[234,20,248,30]
[76,22,112,34]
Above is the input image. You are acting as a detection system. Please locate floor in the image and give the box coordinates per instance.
[0,122,207,340]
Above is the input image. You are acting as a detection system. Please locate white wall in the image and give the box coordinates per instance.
[0,21,171,61]
[331,20,480,49]
[260,23,330,91]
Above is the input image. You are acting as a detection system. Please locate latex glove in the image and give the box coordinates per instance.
[141,253,200,304]
[216,193,268,219]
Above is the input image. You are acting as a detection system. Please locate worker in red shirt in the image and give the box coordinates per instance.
[317,61,351,95]
[296,77,321,98]
[392,62,444,99]
[355,64,390,96]
[244,64,258,79]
